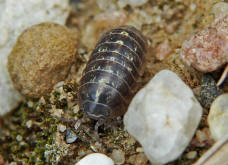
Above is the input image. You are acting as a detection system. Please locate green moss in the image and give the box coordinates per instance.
[76,112,83,119]
[0,96,63,163]
[34,146,45,160]
[34,102,39,108]
[51,125,57,133]
[45,118,52,123]
[11,145,21,153]
[53,91,61,100]
[192,23,197,28]
[47,136,54,145]
[36,161,45,165]
[69,111,75,117]
[37,140,46,146]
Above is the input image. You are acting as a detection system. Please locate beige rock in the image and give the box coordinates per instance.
[8,23,78,98]
[212,2,228,17]
[208,93,228,141]
[110,149,125,165]
[186,151,197,159]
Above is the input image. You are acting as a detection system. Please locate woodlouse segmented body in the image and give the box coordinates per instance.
[78,26,147,120]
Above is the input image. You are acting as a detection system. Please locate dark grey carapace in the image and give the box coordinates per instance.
[78,25,147,120]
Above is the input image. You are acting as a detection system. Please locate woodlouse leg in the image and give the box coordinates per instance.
[216,64,228,86]
[53,116,77,123]
[94,119,105,140]
[52,115,86,130]
[103,117,122,129]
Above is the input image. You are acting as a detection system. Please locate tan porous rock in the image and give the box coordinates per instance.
[8,23,78,98]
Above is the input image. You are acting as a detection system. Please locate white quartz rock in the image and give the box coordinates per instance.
[76,153,114,165]
[0,0,69,116]
[208,93,228,141]
[124,70,202,165]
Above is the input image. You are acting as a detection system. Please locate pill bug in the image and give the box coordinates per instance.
[78,25,147,121]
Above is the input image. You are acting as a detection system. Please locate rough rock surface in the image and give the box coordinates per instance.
[8,23,77,98]
[76,153,114,165]
[110,149,125,165]
[124,70,202,164]
[212,2,228,17]
[181,14,228,72]
[208,93,228,141]
[200,74,223,109]
[0,0,70,115]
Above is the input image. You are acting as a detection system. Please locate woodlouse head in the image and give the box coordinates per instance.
[80,101,110,120]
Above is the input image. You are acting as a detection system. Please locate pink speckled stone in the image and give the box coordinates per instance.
[181,15,228,72]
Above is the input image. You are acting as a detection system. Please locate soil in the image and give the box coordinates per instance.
[0,0,227,164]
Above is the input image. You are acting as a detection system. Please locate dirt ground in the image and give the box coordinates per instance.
[0,0,227,164]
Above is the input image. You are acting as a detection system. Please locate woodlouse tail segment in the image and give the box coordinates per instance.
[216,64,228,86]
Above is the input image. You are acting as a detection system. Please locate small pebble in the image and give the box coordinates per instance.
[16,135,23,142]
[0,154,4,165]
[55,109,64,118]
[9,162,17,165]
[186,151,197,159]
[26,120,33,128]
[54,81,64,88]
[212,2,228,17]
[196,130,208,143]
[59,124,66,133]
[74,121,81,130]
[155,40,172,61]
[208,93,228,141]
[110,149,125,165]
[124,70,202,164]
[78,150,87,157]
[190,3,196,12]
[90,145,97,152]
[27,100,34,108]
[136,147,144,153]
[135,153,148,165]
[76,153,114,165]
[65,128,77,144]
[73,105,79,114]
[128,153,148,165]
[39,97,46,105]
[200,74,223,109]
